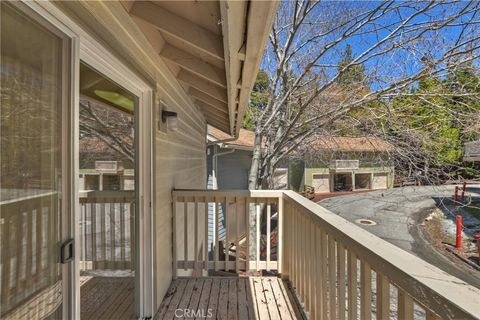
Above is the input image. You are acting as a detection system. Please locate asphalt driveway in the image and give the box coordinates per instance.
[318,185,480,288]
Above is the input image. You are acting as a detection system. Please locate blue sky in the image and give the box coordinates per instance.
[262,1,480,91]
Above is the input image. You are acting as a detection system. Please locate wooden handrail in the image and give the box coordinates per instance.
[282,190,479,319]
[172,189,480,320]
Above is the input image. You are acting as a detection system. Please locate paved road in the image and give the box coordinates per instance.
[318,185,480,288]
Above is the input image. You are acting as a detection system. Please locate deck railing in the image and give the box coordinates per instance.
[0,191,62,317]
[172,189,479,320]
[79,190,135,271]
[172,190,283,275]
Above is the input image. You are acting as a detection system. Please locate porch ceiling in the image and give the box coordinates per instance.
[121,0,278,137]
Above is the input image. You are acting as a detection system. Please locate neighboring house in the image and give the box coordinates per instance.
[79,136,134,191]
[207,126,288,190]
[464,140,480,162]
[290,136,394,193]
[207,126,255,190]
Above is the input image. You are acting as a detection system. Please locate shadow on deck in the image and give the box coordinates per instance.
[155,277,303,320]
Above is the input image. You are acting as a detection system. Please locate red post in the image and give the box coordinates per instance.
[461,181,466,201]
[476,233,480,258]
[454,186,459,204]
[456,215,463,250]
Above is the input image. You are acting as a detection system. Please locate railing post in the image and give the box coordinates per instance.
[172,194,177,279]
[278,196,284,276]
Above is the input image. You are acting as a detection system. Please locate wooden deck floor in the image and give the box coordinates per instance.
[155,277,302,320]
[80,276,134,320]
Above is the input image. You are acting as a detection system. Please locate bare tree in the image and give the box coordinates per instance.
[249,0,480,190]
[79,99,134,163]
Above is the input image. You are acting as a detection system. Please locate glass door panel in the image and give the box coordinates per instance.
[1,3,68,319]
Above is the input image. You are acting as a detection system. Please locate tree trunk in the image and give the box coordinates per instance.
[248,132,263,190]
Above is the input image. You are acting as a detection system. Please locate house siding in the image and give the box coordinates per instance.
[54,1,208,310]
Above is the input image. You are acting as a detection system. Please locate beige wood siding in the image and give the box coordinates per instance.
[54,1,209,310]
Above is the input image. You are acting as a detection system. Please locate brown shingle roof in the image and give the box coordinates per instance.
[310,136,392,152]
[208,126,255,150]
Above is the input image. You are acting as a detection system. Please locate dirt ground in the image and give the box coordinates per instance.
[422,210,480,273]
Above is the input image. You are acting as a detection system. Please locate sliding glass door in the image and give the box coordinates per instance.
[1,3,72,319]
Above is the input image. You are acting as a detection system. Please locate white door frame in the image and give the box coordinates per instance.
[18,2,155,319]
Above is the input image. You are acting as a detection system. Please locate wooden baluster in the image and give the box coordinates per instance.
[315,225,323,320]
[348,251,358,320]
[2,206,12,308]
[184,200,188,271]
[305,215,311,313]
[300,212,305,302]
[91,203,96,270]
[224,196,228,271]
[255,200,260,271]
[215,196,219,272]
[329,235,337,320]
[120,202,126,269]
[235,197,240,273]
[130,201,135,270]
[397,289,414,320]
[172,195,177,278]
[321,230,328,320]
[204,198,209,272]
[110,202,115,269]
[376,273,390,320]
[360,261,372,320]
[26,205,34,295]
[266,200,271,271]
[309,221,315,319]
[278,196,284,274]
[101,200,106,269]
[194,197,199,274]
[338,242,347,320]
[245,197,250,272]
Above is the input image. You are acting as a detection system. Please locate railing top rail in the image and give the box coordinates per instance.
[172,189,284,198]
[282,190,480,319]
[79,190,135,202]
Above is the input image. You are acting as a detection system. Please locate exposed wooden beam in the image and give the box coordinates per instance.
[195,99,229,116]
[201,109,230,125]
[189,88,228,113]
[177,70,228,103]
[207,117,230,134]
[160,45,226,88]
[130,1,224,61]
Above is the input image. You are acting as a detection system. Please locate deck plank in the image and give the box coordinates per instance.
[176,279,196,314]
[187,279,205,313]
[227,278,238,320]
[270,277,294,320]
[262,277,281,320]
[207,278,221,319]
[195,279,213,320]
[162,279,188,320]
[156,282,178,319]
[217,278,230,319]
[155,277,301,320]
[237,278,249,320]
[253,277,270,319]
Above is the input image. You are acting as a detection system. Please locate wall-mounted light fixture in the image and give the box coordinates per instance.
[159,102,178,132]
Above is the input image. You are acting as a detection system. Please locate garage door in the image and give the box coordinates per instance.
[312,174,330,192]
[372,173,388,189]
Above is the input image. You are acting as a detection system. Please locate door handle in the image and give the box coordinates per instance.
[60,238,75,264]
